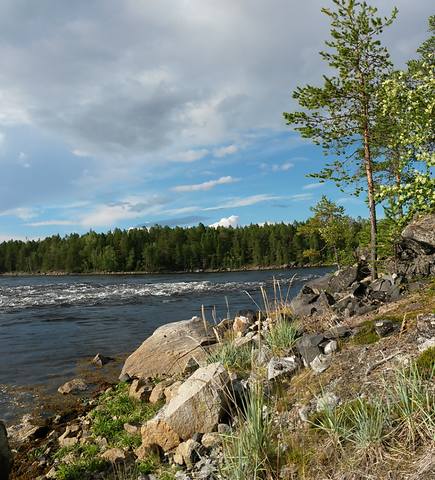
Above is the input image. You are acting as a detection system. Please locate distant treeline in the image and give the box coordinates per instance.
[0,220,368,274]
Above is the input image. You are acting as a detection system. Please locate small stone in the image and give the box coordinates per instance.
[201,432,222,449]
[57,378,88,395]
[418,337,435,352]
[123,423,140,435]
[92,353,114,367]
[173,439,202,468]
[374,320,395,337]
[310,354,331,374]
[217,423,231,434]
[129,379,153,402]
[233,316,249,334]
[323,340,338,355]
[149,379,173,404]
[101,447,132,464]
[267,356,299,381]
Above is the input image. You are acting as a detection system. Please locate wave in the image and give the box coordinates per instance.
[0,274,318,311]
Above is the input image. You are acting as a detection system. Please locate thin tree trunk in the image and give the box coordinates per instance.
[363,126,378,280]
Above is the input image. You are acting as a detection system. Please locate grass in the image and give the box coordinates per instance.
[207,341,253,373]
[89,382,162,448]
[265,318,299,355]
[54,444,107,480]
[220,383,277,480]
[351,320,379,345]
[415,346,435,379]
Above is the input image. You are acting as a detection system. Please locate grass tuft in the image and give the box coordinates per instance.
[207,342,253,373]
[265,318,299,355]
[352,321,379,345]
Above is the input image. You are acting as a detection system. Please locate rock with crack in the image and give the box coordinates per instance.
[139,363,230,452]
[120,317,216,380]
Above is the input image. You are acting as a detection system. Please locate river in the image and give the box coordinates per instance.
[0,267,332,421]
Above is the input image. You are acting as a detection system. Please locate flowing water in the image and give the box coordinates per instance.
[0,267,332,421]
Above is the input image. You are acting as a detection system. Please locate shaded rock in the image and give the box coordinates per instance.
[57,378,88,395]
[401,214,435,251]
[120,317,216,380]
[0,421,12,480]
[325,325,352,339]
[267,356,299,381]
[328,262,370,293]
[173,439,203,468]
[139,363,230,452]
[150,379,174,404]
[92,353,114,367]
[129,379,153,402]
[236,309,257,322]
[374,319,396,337]
[296,334,325,367]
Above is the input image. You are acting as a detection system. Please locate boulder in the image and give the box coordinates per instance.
[401,214,435,251]
[120,317,216,380]
[296,334,325,367]
[57,378,88,395]
[267,357,300,381]
[0,421,12,480]
[290,287,335,317]
[328,262,370,294]
[139,363,230,452]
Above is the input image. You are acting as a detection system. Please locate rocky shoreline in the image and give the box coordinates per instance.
[2,215,434,480]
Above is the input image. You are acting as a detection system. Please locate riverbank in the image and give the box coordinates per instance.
[0,263,334,277]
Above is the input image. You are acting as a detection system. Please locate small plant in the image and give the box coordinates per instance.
[90,382,161,448]
[415,346,435,380]
[265,318,299,355]
[207,342,253,373]
[55,444,107,480]
[220,383,277,479]
[389,363,435,448]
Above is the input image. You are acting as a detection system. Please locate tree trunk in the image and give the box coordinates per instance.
[363,126,378,280]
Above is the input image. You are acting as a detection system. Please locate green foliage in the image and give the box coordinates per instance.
[90,383,161,448]
[265,319,299,355]
[0,221,365,273]
[207,342,253,373]
[220,384,276,479]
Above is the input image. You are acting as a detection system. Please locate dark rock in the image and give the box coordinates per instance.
[305,273,334,293]
[92,353,114,367]
[324,325,352,339]
[290,289,335,317]
[296,334,325,367]
[401,214,435,251]
[374,320,396,337]
[0,421,12,480]
[236,309,257,322]
[328,262,370,293]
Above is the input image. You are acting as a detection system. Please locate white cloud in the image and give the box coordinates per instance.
[172,149,209,162]
[214,144,238,158]
[172,175,238,192]
[210,215,239,228]
[26,220,75,227]
[290,193,314,201]
[72,149,91,157]
[0,207,38,221]
[272,162,294,172]
[205,194,282,210]
[302,182,323,190]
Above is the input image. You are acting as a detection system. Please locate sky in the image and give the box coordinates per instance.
[0,0,432,241]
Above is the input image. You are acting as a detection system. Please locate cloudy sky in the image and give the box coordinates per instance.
[0,0,432,240]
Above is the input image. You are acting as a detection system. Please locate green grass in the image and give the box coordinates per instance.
[207,342,253,373]
[351,321,379,345]
[220,383,277,480]
[265,318,299,355]
[55,444,107,480]
[415,346,435,380]
[90,382,161,448]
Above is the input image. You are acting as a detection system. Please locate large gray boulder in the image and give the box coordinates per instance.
[401,214,435,252]
[139,363,230,452]
[120,317,216,380]
[0,421,12,480]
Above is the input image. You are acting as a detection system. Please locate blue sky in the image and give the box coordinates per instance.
[0,0,432,241]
